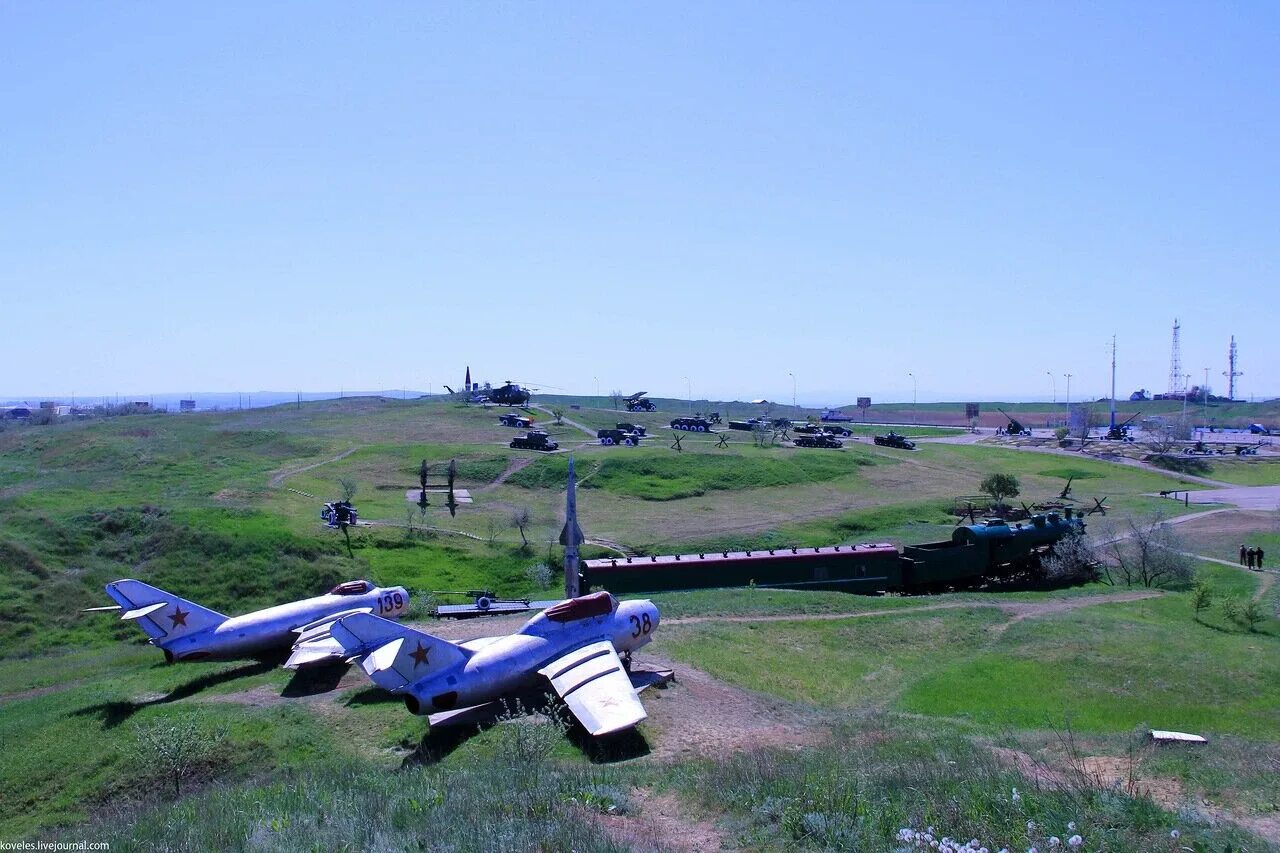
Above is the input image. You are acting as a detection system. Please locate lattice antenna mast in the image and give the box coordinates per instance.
[1223,336,1242,401]
[1167,319,1182,397]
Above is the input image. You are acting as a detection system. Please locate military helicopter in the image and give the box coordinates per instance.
[445,379,552,407]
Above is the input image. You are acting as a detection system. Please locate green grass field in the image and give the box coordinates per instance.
[2,397,1278,847]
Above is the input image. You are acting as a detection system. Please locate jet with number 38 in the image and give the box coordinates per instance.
[91,578,410,666]
[305,591,660,737]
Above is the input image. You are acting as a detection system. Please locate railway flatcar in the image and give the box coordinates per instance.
[580,511,1085,596]
[583,543,902,595]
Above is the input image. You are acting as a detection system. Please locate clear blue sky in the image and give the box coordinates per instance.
[3,3,1276,404]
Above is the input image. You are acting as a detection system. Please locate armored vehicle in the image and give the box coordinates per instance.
[510,430,559,451]
[498,412,534,428]
[794,433,843,449]
[793,422,852,437]
[671,416,714,432]
[615,422,647,436]
[873,431,917,450]
[597,428,641,446]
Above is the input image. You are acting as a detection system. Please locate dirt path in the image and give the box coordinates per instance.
[268,446,362,488]
[475,455,537,493]
[593,788,728,853]
[635,651,826,763]
[530,405,599,440]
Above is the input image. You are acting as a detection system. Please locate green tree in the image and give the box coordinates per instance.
[978,473,1021,508]
[1191,581,1212,622]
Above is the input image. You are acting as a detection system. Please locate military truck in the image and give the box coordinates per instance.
[625,392,657,412]
[498,412,534,428]
[671,416,714,432]
[615,422,647,436]
[794,433,843,449]
[510,430,559,451]
[873,431,917,450]
[597,428,642,446]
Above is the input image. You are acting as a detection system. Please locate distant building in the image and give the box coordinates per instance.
[131,401,151,411]
[39,401,56,409]
[179,399,196,412]
[1,406,31,420]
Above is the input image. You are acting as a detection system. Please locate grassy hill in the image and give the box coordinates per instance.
[1,396,1277,848]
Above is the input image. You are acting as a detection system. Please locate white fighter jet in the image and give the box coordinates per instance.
[314,591,660,737]
[93,578,410,665]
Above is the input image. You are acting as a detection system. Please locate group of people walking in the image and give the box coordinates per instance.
[1239,544,1267,570]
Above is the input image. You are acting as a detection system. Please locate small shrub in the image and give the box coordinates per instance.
[524,562,554,589]
[1191,581,1212,621]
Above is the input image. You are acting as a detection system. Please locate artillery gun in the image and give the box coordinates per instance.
[873,431,917,450]
[1103,411,1140,442]
[625,392,657,412]
[997,408,1032,437]
[509,430,559,451]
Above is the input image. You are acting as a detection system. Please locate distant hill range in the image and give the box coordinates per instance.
[0,390,432,411]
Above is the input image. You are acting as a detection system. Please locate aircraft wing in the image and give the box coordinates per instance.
[284,607,374,669]
[538,641,646,736]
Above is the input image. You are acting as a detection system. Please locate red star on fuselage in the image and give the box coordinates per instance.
[169,606,188,627]
[410,641,430,668]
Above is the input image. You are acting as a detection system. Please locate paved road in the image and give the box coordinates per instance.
[1182,484,1280,510]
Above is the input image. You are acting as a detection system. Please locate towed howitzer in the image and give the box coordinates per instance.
[1104,411,1140,441]
[997,408,1031,436]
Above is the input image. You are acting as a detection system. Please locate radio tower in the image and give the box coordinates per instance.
[1167,319,1182,397]
[1223,336,1242,401]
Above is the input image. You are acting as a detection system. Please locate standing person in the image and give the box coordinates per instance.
[1258,546,1265,569]
[1240,544,1248,565]
[1246,547,1257,570]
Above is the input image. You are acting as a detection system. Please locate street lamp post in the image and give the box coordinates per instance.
[594,376,599,399]
[1063,373,1073,429]
[1182,374,1190,421]
[1047,371,1057,426]
[789,372,796,413]
[908,373,917,424]
[1203,367,1210,433]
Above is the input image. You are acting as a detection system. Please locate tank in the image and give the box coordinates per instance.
[509,430,559,451]
[873,431,916,450]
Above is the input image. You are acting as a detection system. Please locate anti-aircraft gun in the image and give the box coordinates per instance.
[997,408,1032,437]
[625,392,657,412]
[1104,412,1140,442]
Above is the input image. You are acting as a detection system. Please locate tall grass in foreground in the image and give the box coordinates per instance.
[62,722,630,852]
[666,719,1261,852]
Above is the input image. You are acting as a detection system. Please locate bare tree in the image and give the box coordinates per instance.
[1103,514,1195,588]
[751,421,775,447]
[610,389,623,411]
[1145,416,1191,456]
[338,476,359,502]
[510,507,533,550]
[484,516,504,545]
[1071,402,1104,444]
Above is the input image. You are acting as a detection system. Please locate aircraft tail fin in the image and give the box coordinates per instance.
[330,612,470,693]
[104,579,227,643]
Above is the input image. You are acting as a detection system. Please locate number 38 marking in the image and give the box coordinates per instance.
[629,613,653,637]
